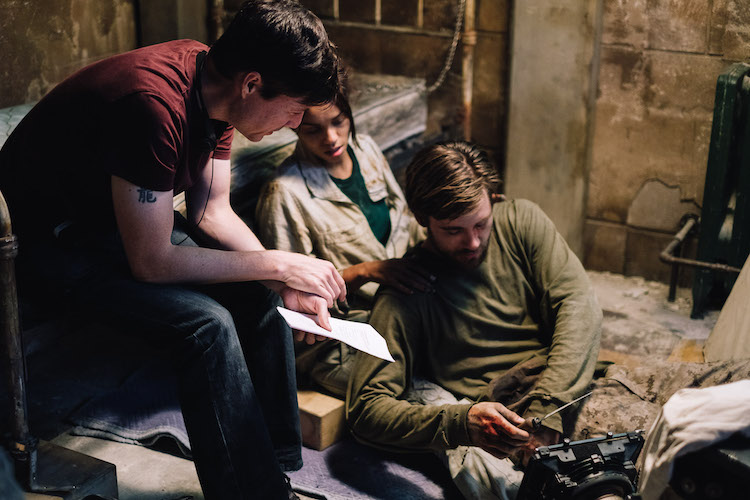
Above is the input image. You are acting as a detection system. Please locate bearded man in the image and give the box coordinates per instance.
[346,141,602,499]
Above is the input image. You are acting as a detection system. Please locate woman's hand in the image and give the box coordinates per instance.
[344,258,435,294]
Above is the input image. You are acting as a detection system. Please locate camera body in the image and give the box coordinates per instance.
[517,430,645,500]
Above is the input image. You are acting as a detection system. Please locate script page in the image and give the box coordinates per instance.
[276,307,395,362]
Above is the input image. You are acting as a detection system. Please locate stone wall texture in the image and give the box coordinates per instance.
[0,0,138,108]
[585,0,750,284]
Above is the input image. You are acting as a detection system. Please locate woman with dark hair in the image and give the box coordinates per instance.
[256,72,430,396]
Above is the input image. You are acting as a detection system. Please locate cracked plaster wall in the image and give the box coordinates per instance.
[0,0,138,108]
[584,0,750,284]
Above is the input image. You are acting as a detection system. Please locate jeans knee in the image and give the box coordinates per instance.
[189,302,238,349]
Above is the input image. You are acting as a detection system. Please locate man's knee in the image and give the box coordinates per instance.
[184,301,238,349]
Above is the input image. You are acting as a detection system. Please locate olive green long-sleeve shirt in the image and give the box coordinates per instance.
[346,199,602,452]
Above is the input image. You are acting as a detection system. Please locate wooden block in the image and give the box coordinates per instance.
[297,390,346,451]
[598,348,645,370]
[667,339,705,363]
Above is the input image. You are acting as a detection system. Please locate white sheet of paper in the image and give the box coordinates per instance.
[276,307,395,362]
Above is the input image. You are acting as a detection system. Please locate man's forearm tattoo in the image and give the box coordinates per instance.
[137,188,157,203]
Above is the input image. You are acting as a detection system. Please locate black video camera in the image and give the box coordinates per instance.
[517,430,645,500]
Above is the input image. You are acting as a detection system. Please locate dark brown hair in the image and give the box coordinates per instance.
[405,141,502,223]
[209,0,340,106]
[295,63,359,146]
[331,64,357,146]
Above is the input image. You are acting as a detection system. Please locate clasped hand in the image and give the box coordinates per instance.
[271,251,346,341]
[272,250,347,307]
[366,258,434,294]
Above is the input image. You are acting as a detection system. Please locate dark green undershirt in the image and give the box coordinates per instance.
[330,146,391,245]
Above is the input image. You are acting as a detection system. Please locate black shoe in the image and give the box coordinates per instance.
[284,474,301,500]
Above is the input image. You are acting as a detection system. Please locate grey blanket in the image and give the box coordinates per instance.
[68,361,460,498]
[68,361,191,457]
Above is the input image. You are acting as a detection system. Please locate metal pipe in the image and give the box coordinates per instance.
[660,215,742,301]
[667,234,683,302]
[0,189,38,489]
[461,0,476,141]
[660,217,741,273]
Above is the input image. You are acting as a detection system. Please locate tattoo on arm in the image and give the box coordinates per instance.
[137,188,157,203]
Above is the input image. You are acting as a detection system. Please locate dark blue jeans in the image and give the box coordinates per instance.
[16,227,302,499]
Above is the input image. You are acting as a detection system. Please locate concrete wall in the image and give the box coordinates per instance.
[504,0,602,257]
[0,0,138,108]
[584,0,750,284]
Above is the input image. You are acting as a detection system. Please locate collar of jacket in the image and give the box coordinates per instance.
[292,135,386,203]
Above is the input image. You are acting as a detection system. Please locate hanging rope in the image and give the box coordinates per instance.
[426,0,466,94]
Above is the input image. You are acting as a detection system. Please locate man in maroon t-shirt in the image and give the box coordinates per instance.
[0,1,344,499]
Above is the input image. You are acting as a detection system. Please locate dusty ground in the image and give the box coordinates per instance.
[5,271,721,499]
[591,271,718,369]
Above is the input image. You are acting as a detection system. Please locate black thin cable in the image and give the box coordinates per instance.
[175,156,214,246]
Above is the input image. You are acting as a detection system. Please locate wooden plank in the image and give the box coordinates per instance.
[667,339,705,363]
[598,348,644,370]
[297,390,346,451]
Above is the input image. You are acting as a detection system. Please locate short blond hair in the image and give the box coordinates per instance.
[405,142,502,224]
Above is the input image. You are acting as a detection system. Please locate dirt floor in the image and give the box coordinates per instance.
[591,271,718,368]
[3,270,722,499]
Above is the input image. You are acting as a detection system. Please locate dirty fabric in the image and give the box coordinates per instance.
[704,255,750,362]
[0,448,23,500]
[405,379,524,500]
[69,359,191,457]
[287,434,463,500]
[638,379,750,500]
[399,361,750,500]
[570,359,750,440]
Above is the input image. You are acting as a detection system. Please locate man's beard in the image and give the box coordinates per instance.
[427,231,490,270]
[451,243,489,270]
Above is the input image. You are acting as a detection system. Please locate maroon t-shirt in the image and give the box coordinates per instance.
[0,39,234,242]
